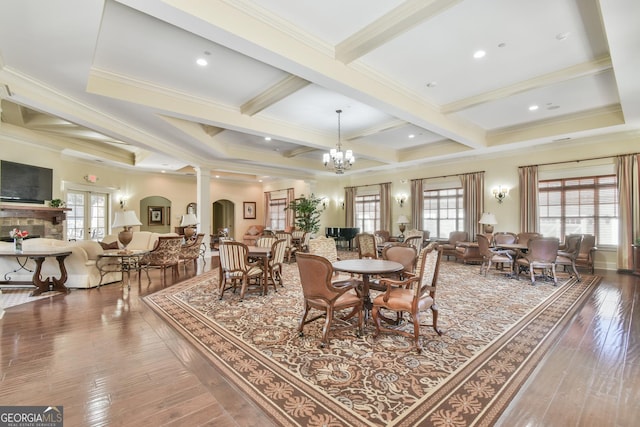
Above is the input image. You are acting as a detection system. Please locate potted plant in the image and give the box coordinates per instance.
[286,194,324,234]
[49,199,65,208]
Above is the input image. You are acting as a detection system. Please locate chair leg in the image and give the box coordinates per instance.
[320,307,333,347]
[298,303,311,336]
[571,261,581,281]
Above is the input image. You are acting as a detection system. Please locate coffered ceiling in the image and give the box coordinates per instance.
[0,0,638,181]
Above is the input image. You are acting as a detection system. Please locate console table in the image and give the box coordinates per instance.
[0,250,72,296]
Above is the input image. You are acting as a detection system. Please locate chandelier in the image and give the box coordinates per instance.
[323,109,355,174]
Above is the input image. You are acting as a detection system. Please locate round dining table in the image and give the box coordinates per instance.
[332,259,404,318]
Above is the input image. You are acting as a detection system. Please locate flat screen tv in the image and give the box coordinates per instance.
[0,160,53,204]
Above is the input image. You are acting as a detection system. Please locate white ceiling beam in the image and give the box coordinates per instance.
[240,75,310,116]
[335,0,463,64]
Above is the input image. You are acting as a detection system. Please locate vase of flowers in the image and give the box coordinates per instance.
[10,228,29,253]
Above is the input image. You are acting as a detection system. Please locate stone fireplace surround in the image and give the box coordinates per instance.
[0,205,69,240]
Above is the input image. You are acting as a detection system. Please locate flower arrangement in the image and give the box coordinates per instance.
[9,228,29,239]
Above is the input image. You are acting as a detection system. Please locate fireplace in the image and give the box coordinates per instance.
[0,205,69,240]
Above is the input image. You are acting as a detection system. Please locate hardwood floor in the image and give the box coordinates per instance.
[1,258,638,426]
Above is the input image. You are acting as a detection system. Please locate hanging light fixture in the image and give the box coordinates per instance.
[323,109,355,174]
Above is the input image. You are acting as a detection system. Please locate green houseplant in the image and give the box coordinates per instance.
[49,198,65,208]
[286,194,324,234]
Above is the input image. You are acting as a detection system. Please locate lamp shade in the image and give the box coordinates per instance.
[112,210,142,228]
[180,213,198,227]
[397,215,409,224]
[478,212,497,225]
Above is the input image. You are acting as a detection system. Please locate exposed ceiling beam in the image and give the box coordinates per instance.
[240,75,310,116]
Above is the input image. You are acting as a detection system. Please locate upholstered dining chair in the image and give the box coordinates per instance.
[295,252,364,348]
[356,233,378,259]
[308,236,356,284]
[404,235,423,254]
[477,233,513,276]
[275,231,297,263]
[141,236,182,287]
[516,237,560,285]
[516,232,543,247]
[179,233,204,275]
[371,243,443,351]
[370,243,418,296]
[218,241,264,300]
[556,234,583,281]
[255,236,277,248]
[265,238,288,292]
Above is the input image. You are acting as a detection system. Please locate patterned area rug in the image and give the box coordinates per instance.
[144,255,600,427]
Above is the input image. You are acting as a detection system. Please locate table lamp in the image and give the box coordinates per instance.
[113,210,142,250]
[180,213,198,239]
[479,212,497,234]
[397,215,409,238]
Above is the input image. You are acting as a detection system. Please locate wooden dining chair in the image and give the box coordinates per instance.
[516,237,559,285]
[371,243,443,352]
[356,233,378,259]
[296,253,363,348]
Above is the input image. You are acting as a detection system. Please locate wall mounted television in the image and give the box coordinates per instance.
[0,160,53,204]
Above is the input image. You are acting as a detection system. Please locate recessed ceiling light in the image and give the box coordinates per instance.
[215,175,220,178]
[529,105,539,111]
[196,58,208,66]
[264,137,271,141]
[473,50,486,59]
[408,134,415,139]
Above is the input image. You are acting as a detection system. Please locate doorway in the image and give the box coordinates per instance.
[213,199,235,239]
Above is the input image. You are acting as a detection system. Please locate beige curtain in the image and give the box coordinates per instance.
[286,188,295,228]
[410,178,424,230]
[379,182,391,232]
[263,192,271,226]
[345,187,357,228]
[519,165,539,232]
[460,172,484,240]
[616,155,639,270]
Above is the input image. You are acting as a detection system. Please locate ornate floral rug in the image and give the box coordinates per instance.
[144,255,600,426]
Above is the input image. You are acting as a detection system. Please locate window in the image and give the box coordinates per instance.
[354,194,380,233]
[423,188,464,239]
[539,175,618,245]
[268,198,286,230]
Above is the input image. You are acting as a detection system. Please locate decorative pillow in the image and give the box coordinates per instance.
[247,226,259,236]
[99,241,119,250]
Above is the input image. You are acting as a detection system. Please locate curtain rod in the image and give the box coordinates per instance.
[345,181,391,190]
[520,152,639,168]
[412,170,485,181]
[264,187,293,194]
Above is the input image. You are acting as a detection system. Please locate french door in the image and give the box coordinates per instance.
[66,191,108,241]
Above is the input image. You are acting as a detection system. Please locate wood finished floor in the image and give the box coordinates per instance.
[1,258,638,426]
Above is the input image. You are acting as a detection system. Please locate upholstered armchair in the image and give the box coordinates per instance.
[275,231,297,263]
[516,232,542,246]
[440,231,468,260]
[242,225,265,245]
[371,244,443,351]
[179,233,204,274]
[374,230,391,243]
[556,234,583,280]
[141,236,182,287]
[296,253,364,348]
[574,234,597,273]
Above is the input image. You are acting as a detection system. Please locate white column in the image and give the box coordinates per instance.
[195,167,211,253]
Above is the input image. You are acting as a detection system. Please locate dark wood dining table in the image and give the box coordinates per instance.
[332,259,404,318]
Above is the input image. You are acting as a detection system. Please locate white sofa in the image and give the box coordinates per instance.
[0,238,122,289]
[102,231,180,251]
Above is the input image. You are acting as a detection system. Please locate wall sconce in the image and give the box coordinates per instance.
[395,193,408,207]
[493,186,509,204]
[338,198,344,209]
[119,198,127,209]
[321,197,328,209]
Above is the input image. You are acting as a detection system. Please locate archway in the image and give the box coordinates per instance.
[140,196,171,233]
[213,199,235,239]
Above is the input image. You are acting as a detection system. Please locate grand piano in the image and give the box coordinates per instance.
[325,227,360,250]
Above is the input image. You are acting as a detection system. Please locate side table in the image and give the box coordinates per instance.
[97,249,150,289]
